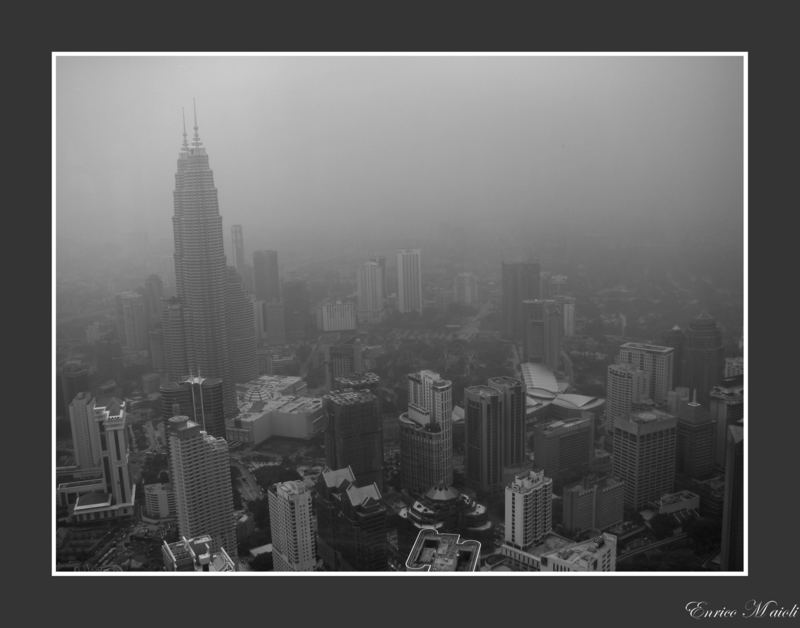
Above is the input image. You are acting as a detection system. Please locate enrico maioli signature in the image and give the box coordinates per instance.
[685,600,799,619]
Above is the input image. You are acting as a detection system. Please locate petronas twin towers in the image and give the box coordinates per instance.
[163,106,257,418]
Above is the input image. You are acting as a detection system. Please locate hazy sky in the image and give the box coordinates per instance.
[56,55,743,262]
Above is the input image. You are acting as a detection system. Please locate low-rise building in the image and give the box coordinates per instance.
[405,529,481,572]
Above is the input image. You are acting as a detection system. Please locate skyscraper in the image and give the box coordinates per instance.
[283,279,311,341]
[532,416,594,488]
[167,108,237,418]
[487,376,527,468]
[324,389,383,490]
[464,385,504,495]
[661,325,687,387]
[720,424,744,571]
[617,342,674,405]
[501,260,540,341]
[612,408,677,510]
[268,480,317,571]
[315,466,387,571]
[453,272,479,306]
[357,259,385,324]
[160,376,225,439]
[684,312,725,407]
[167,415,236,556]
[399,371,454,493]
[504,469,553,550]
[68,392,98,469]
[252,249,280,303]
[709,375,744,469]
[675,395,716,480]
[115,290,149,351]
[396,249,422,314]
[225,267,258,385]
[521,299,562,371]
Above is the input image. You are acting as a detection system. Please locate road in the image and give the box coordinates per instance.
[617,533,688,562]
[231,458,264,503]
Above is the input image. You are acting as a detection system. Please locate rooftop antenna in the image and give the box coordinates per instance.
[192,97,201,147]
[181,107,189,151]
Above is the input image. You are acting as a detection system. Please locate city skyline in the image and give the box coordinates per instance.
[54,53,746,576]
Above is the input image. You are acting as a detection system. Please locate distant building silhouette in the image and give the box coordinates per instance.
[357,259,385,323]
[501,260,540,341]
[684,312,725,407]
[396,249,423,314]
[252,249,280,303]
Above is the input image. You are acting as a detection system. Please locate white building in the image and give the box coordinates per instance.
[556,295,576,336]
[617,342,674,405]
[397,249,422,314]
[504,469,553,550]
[605,362,649,429]
[268,480,316,571]
[317,300,357,332]
[144,482,177,519]
[540,533,617,572]
[168,416,237,556]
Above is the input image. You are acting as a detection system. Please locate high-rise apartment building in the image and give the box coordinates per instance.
[617,342,674,405]
[504,469,553,550]
[252,250,280,303]
[160,376,225,439]
[605,363,648,429]
[684,312,725,407]
[315,466,387,571]
[396,249,423,314]
[612,408,677,510]
[268,480,316,571]
[357,259,385,324]
[167,415,236,556]
[399,371,453,493]
[115,291,149,351]
[324,389,383,490]
[68,392,98,469]
[501,260,540,341]
[166,111,237,418]
[556,295,576,337]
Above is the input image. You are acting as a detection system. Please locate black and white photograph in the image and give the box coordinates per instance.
[53,53,746,578]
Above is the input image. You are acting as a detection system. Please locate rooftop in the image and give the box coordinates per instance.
[619,342,673,354]
[74,492,112,509]
[405,529,481,572]
[324,389,376,406]
[520,362,559,394]
[321,466,356,489]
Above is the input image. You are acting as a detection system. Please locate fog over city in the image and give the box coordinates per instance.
[54,54,745,574]
[57,55,743,280]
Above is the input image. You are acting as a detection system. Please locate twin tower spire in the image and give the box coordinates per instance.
[181,98,203,153]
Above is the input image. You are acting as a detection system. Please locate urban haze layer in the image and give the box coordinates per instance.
[55,56,744,573]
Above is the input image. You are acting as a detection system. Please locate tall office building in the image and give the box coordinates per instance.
[143,274,165,329]
[605,363,648,429]
[225,267,258,385]
[487,376,527,468]
[709,376,744,469]
[720,424,744,571]
[676,395,716,480]
[167,415,236,556]
[501,260,540,341]
[283,279,311,341]
[115,290,149,351]
[684,312,725,407]
[396,249,423,314]
[268,480,317,571]
[262,300,286,345]
[317,300,357,332]
[617,342,674,405]
[661,325,687,387]
[357,259,385,324]
[315,466,387,571]
[504,469,553,550]
[167,110,237,418]
[325,339,364,383]
[253,249,280,303]
[453,272,479,306]
[521,299,562,371]
[399,371,453,493]
[562,476,625,535]
[160,376,225,439]
[324,390,383,490]
[612,408,677,510]
[464,385,504,494]
[532,416,594,488]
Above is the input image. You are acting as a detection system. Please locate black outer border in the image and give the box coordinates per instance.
[12,1,790,625]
